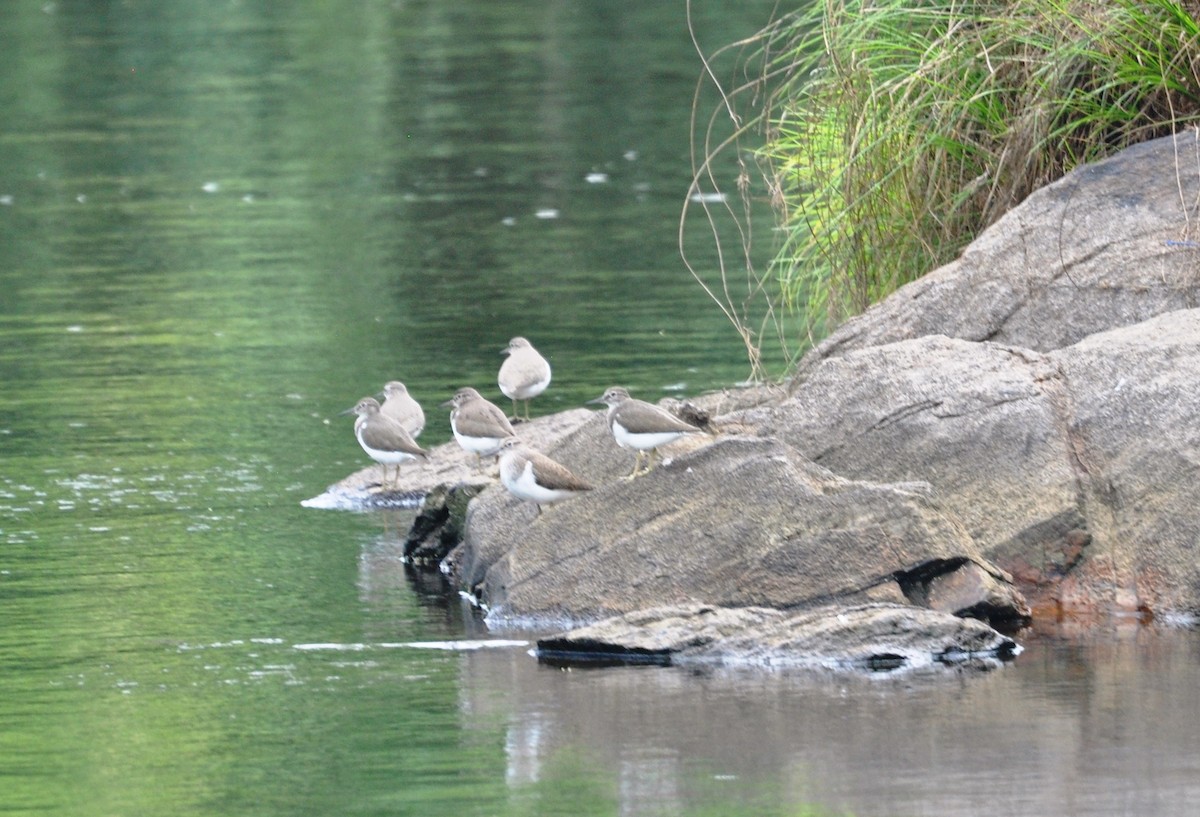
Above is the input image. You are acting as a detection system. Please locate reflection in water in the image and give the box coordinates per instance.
[505,711,549,788]
[446,631,1200,817]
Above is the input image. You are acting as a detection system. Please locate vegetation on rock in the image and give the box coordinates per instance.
[689,0,1200,367]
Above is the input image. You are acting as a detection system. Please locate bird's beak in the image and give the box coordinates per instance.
[438,398,454,408]
[585,396,605,406]
[338,406,357,416]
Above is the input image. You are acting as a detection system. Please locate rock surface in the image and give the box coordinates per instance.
[714,307,1200,618]
[536,602,1019,673]
[462,431,1029,628]
[737,336,1084,564]
[1050,310,1200,615]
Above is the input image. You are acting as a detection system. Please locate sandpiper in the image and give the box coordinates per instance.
[440,387,516,464]
[588,386,704,478]
[379,380,425,438]
[496,437,593,515]
[342,396,429,490]
[498,336,551,421]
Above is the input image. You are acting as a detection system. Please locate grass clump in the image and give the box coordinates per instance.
[690,0,1200,360]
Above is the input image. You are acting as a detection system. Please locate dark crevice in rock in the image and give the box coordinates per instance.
[1038,357,1111,577]
[953,603,1030,635]
[894,558,972,605]
[978,299,1029,344]
[894,558,1031,631]
[812,399,943,462]
[863,653,908,672]
[403,483,484,566]
[932,393,1031,418]
[871,400,944,430]
[775,582,891,613]
[1040,359,1095,495]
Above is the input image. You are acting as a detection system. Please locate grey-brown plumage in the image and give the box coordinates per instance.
[496,437,592,514]
[379,380,425,438]
[588,386,704,478]
[439,387,516,463]
[498,336,551,421]
[342,396,429,489]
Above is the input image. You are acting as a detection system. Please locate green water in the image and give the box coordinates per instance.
[3,3,1200,817]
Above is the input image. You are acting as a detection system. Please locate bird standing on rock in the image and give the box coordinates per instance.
[496,437,593,515]
[342,396,429,490]
[440,387,516,466]
[498,337,551,421]
[379,380,425,438]
[588,386,705,478]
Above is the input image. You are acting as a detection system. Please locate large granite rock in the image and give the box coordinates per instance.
[722,308,1200,618]
[461,433,1028,628]
[454,133,1200,633]
[738,336,1084,565]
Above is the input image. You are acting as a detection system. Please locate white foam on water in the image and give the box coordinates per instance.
[300,492,361,510]
[292,640,528,652]
[391,640,529,651]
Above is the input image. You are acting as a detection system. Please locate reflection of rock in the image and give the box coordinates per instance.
[452,630,1199,816]
[537,602,1019,673]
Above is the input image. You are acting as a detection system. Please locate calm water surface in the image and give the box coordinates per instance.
[2,3,1199,816]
